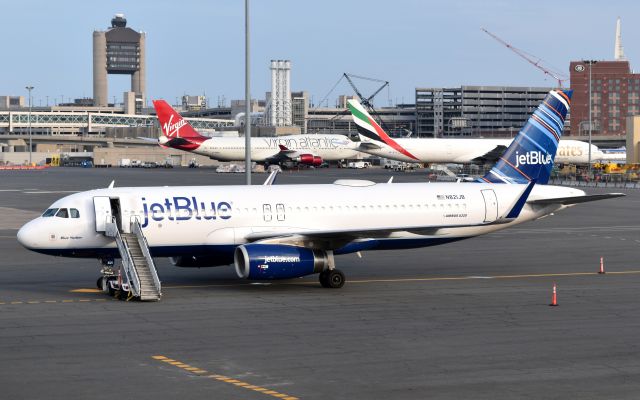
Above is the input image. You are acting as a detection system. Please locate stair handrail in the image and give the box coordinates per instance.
[113,220,141,297]
[131,216,162,297]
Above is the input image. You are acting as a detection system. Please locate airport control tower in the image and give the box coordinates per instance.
[93,14,146,108]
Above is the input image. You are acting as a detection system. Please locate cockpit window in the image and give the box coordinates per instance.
[70,208,80,218]
[42,208,58,217]
[55,208,69,218]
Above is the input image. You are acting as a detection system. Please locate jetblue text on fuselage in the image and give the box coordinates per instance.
[514,151,552,169]
[141,196,232,227]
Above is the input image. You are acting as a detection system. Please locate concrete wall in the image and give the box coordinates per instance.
[0,152,52,166]
[92,147,219,167]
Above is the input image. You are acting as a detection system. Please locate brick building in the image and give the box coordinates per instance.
[569,60,640,137]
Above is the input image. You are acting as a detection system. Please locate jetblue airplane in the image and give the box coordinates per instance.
[153,100,360,166]
[347,99,606,166]
[17,90,622,291]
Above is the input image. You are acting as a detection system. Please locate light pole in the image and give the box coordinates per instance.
[583,60,597,178]
[244,0,251,185]
[25,86,34,165]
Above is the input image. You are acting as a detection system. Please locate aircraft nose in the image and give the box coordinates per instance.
[17,220,38,249]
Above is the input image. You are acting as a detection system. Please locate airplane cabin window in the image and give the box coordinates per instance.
[70,208,80,218]
[42,208,58,217]
[55,208,69,218]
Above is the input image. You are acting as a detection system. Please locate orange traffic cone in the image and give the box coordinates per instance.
[549,283,558,306]
[598,257,605,274]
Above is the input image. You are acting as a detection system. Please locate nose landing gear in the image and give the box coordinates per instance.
[96,258,130,299]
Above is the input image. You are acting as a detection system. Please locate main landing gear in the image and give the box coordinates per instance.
[319,269,345,289]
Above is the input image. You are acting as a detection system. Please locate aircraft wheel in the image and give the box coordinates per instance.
[319,270,330,288]
[96,277,103,290]
[326,269,345,289]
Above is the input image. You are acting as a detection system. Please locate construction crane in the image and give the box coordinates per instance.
[341,73,395,133]
[343,73,389,112]
[310,72,393,135]
[481,28,568,88]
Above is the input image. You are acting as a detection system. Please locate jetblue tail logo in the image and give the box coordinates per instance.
[514,151,552,169]
[481,90,572,185]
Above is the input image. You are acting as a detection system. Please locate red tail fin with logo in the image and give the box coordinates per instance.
[153,100,204,139]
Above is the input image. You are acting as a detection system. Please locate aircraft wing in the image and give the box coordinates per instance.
[264,145,322,165]
[243,223,479,250]
[528,193,625,206]
[470,145,508,163]
[263,145,301,162]
[357,142,383,151]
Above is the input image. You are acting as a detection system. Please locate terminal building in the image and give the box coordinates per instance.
[415,86,555,137]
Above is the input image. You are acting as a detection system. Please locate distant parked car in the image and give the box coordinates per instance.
[348,161,370,169]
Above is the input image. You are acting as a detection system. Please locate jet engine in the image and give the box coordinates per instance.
[296,154,323,166]
[234,244,329,280]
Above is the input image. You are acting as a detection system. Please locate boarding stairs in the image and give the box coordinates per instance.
[107,218,162,301]
[432,164,459,180]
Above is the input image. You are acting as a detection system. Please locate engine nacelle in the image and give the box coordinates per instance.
[234,244,329,280]
[296,154,323,166]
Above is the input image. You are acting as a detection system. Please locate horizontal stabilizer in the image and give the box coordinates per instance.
[528,193,626,206]
[472,145,508,163]
[505,180,536,219]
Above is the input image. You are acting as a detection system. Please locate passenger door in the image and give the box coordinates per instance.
[93,197,112,232]
[480,189,498,223]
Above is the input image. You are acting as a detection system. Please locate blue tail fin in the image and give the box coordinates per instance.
[480,90,572,185]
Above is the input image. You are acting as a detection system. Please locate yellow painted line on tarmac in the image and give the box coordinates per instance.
[152,355,299,400]
[69,288,102,293]
[0,298,115,307]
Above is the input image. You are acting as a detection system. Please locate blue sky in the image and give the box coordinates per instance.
[2,0,639,107]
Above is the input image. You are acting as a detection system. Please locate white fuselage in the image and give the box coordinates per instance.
[189,134,361,161]
[17,181,584,263]
[361,138,603,165]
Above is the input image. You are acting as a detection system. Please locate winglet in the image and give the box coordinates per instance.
[278,144,288,151]
[263,170,279,186]
[504,180,536,220]
[108,180,115,189]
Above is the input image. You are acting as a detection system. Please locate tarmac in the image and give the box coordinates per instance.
[1,167,639,399]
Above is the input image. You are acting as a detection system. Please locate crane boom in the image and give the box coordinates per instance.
[343,73,389,110]
[481,28,567,88]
